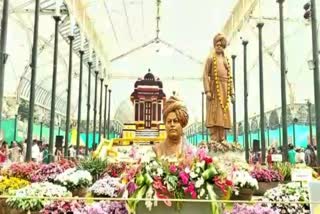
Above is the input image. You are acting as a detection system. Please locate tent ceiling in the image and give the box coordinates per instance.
[4,0,318,126]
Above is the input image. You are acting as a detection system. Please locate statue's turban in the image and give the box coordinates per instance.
[213,33,227,48]
[163,96,189,128]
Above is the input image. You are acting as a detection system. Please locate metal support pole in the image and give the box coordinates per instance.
[14,114,17,141]
[257,22,266,163]
[310,0,320,165]
[201,92,204,140]
[49,16,61,163]
[278,125,282,146]
[26,0,40,161]
[85,62,92,155]
[107,89,111,139]
[93,70,99,150]
[0,0,9,127]
[98,78,103,144]
[64,35,74,157]
[206,128,209,143]
[277,0,288,161]
[40,122,43,140]
[58,125,60,135]
[231,55,237,142]
[267,126,270,147]
[104,85,108,138]
[76,50,84,157]
[243,40,249,162]
[293,119,297,147]
[308,101,313,144]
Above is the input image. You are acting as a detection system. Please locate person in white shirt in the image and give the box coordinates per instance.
[31,140,40,162]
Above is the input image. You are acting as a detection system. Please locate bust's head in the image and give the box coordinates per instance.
[213,33,227,55]
[162,96,189,141]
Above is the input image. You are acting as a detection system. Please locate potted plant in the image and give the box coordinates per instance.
[230,170,258,201]
[89,176,124,198]
[6,182,71,213]
[54,168,92,197]
[272,162,291,183]
[79,157,107,181]
[250,167,283,196]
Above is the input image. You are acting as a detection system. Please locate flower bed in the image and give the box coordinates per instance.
[31,163,64,182]
[6,182,71,212]
[262,182,310,213]
[225,203,278,214]
[0,177,29,195]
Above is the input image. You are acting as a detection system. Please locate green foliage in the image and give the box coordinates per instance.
[273,162,292,181]
[78,157,108,181]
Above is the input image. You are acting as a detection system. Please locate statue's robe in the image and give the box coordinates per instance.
[203,53,232,130]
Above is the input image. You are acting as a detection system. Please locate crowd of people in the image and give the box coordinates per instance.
[0,139,87,165]
[249,143,318,167]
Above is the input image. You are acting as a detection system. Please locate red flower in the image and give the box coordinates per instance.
[226,179,233,186]
[204,156,213,165]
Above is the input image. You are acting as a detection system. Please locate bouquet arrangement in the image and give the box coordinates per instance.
[31,163,64,182]
[7,162,40,181]
[250,167,283,182]
[225,203,279,214]
[125,148,231,213]
[232,170,258,195]
[0,177,29,195]
[263,182,310,213]
[40,200,86,214]
[85,201,128,214]
[104,162,127,177]
[89,176,124,197]
[6,182,71,211]
[54,168,92,191]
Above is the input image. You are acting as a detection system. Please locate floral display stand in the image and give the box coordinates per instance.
[136,201,215,214]
[254,182,279,196]
[71,187,87,197]
[230,188,253,201]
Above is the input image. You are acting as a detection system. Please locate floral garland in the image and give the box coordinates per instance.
[212,54,232,114]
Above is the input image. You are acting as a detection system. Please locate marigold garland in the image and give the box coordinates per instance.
[212,54,232,115]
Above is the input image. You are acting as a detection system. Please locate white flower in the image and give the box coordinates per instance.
[185,167,190,174]
[145,200,153,211]
[195,177,204,188]
[157,168,163,176]
[200,188,205,197]
[190,171,198,179]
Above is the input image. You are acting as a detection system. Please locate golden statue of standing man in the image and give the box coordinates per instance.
[203,33,234,146]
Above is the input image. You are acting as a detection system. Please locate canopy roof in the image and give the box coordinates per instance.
[2,0,318,126]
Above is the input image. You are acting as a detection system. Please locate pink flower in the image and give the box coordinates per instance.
[197,148,207,161]
[184,183,197,199]
[179,171,190,186]
[169,165,177,174]
[127,182,137,194]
